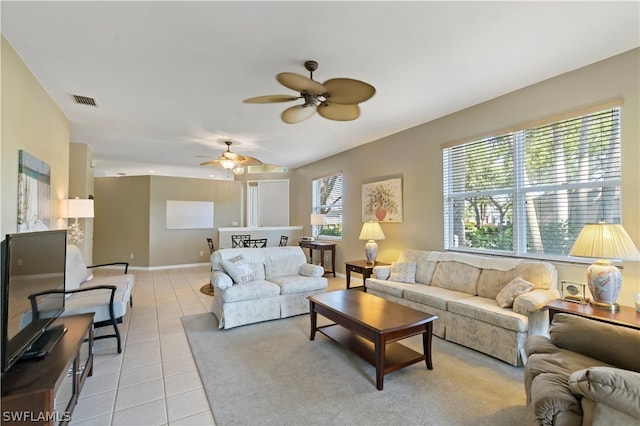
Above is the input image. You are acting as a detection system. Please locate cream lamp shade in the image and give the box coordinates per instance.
[310,213,325,239]
[359,221,385,264]
[61,198,95,219]
[569,222,640,311]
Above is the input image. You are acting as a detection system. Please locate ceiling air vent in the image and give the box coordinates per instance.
[72,95,97,107]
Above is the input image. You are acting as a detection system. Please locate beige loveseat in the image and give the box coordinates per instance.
[367,250,558,366]
[210,246,328,329]
[524,313,640,425]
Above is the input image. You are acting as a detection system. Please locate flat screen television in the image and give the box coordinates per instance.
[1,229,67,373]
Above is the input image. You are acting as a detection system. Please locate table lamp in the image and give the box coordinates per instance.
[569,222,640,311]
[359,221,385,264]
[310,213,325,240]
[61,197,95,244]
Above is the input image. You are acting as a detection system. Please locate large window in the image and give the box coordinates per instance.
[312,173,343,239]
[443,106,622,260]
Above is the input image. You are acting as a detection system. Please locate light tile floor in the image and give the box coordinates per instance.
[69,265,346,426]
[70,266,215,426]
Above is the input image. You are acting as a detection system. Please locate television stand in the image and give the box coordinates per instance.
[2,314,94,425]
[20,326,67,360]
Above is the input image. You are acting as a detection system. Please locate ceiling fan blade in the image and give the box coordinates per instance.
[243,95,299,104]
[281,104,317,124]
[199,159,220,166]
[277,72,326,95]
[238,156,263,166]
[322,78,376,105]
[317,103,360,121]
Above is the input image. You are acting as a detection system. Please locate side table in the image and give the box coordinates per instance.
[345,260,389,291]
[299,241,336,277]
[546,299,640,330]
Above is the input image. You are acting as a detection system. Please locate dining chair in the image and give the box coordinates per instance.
[279,235,288,247]
[244,238,267,248]
[231,234,250,248]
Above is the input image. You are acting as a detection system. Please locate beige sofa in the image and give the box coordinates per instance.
[210,246,328,329]
[524,313,640,425]
[367,250,558,366]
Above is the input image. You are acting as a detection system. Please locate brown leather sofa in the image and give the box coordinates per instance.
[524,312,640,425]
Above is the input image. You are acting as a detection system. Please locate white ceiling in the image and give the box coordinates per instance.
[2,1,639,180]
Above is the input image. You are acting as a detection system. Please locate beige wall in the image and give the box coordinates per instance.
[69,143,95,263]
[1,35,70,238]
[94,175,243,267]
[292,48,640,307]
[148,176,242,267]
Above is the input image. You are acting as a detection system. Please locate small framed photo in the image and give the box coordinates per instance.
[560,281,587,304]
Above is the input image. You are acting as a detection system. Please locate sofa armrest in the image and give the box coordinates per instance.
[569,367,640,420]
[299,263,325,277]
[211,270,233,289]
[372,265,391,280]
[513,288,560,315]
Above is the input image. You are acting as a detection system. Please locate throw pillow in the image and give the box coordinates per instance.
[388,262,417,283]
[221,254,257,284]
[496,276,534,308]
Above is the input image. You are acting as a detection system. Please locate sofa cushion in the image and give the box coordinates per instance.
[403,285,473,311]
[397,250,436,284]
[219,280,280,303]
[447,296,529,332]
[431,261,480,294]
[269,275,327,295]
[550,314,640,372]
[477,261,556,299]
[264,257,306,281]
[388,262,416,283]
[221,254,258,283]
[365,278,416,298]
[496,277,534,308]
[569,367,640,420]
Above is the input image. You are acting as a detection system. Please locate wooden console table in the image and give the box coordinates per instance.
[2,313,94,425]
[299,241,336,277]
[345,260,389,290]
[547,299,640,330]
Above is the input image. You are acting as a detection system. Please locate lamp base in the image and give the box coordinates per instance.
[589,300,620,312]
[587,260,622,311]
[364,240,378,264]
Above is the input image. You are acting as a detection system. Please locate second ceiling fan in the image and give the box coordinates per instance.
[243,60,376,124]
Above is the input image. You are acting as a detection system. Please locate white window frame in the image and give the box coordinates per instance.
[443,105,622,261]
[312,172,343,241]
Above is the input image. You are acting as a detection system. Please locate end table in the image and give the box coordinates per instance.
[345,260,389,291]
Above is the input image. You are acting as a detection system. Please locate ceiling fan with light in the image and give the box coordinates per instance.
[243,60,376,124]
[199,141,262,175]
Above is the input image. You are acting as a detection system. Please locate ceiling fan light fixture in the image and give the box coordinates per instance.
[219,158,236,170]
[232,166,245,176]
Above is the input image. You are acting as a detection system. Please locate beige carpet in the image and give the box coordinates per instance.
[182,312,526,425]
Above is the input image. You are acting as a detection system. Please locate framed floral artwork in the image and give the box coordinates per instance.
[362,177,403,223]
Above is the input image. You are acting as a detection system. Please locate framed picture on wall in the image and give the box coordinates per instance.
[362,177,403,223]
[17,150,51,232]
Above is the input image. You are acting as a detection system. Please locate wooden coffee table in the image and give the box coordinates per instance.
[308,290,437,390]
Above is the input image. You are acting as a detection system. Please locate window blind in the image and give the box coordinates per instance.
[312,173,343,239]
[443,107,621,259]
